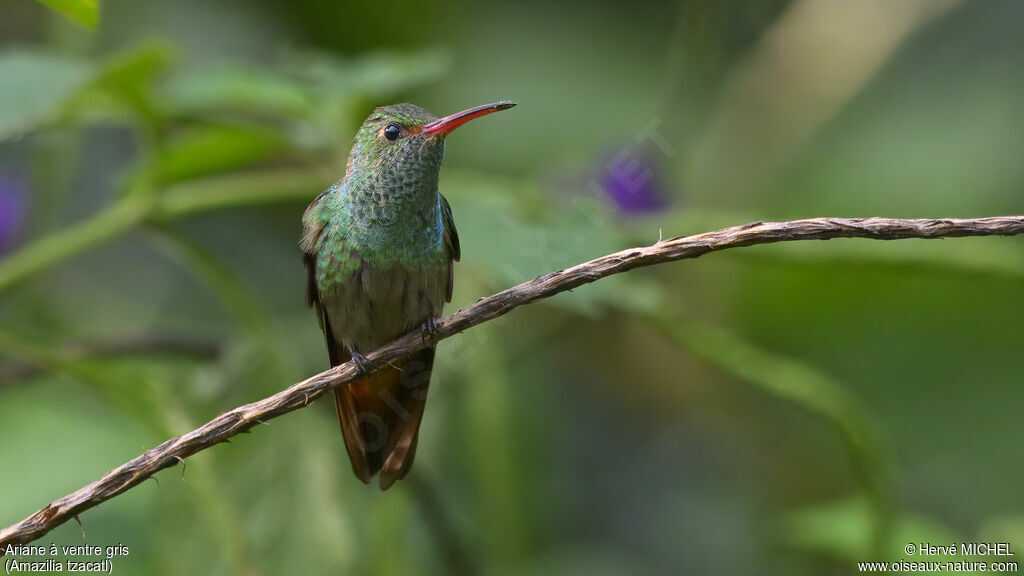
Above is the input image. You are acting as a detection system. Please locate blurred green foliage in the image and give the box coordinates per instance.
[32,0,97,30]
[0,0,1022,575]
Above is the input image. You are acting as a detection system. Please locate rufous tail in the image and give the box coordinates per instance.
[333,347,434,490]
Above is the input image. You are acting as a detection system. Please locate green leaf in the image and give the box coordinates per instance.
[162,64,310,117]
[92,42,174,98]
[782,495,961,563]
[152,124,287,184]
[0,51,92,140]
[158,49,450,156]
[295,48,451,98]
[67,41,175,123]
[0,43,175,141]
[155,168,330,219]
[34,0,98,30]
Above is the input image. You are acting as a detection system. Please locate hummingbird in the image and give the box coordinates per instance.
[302,100,516,490]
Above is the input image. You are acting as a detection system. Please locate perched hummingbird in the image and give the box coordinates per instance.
[302,101,516,490]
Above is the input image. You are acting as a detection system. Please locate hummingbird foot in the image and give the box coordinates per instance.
[420,317,440,344]
[347,346,372,377]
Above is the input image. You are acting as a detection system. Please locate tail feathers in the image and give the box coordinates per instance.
[333,347,435,490]
[333,381,375,483]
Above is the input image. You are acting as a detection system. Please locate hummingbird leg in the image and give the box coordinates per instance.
[346,345,372,377]
[420,317,440,344]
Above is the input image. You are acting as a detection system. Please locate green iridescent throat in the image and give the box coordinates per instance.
[306,104,449,287]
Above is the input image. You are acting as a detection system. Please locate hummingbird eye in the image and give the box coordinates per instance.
[383,123,402,141]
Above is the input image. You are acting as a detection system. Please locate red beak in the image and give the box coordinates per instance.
[421,101,516,137]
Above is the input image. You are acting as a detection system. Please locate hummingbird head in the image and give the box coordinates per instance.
[345,101,516,193]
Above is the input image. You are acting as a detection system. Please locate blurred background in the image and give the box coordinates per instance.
[1,0,1022,574]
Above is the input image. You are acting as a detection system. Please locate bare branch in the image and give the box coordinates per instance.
[2,216,1022,549]
[0,335,220,386]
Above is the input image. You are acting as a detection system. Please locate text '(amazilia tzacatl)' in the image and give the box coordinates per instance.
[301,101,516,489]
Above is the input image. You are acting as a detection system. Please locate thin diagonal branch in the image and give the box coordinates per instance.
[0,334,220,386]
[2,215,1022,549]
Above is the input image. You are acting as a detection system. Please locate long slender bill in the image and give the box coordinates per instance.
[421,101,516,137]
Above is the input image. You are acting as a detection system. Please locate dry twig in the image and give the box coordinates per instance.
[2,216,1022,549]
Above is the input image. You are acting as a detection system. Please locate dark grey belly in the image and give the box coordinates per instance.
[323,262,447,352]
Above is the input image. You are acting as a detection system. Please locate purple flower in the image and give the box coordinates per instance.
[0,175,27,255]
[599,146,667,214]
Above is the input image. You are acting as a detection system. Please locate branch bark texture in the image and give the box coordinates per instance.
[2,216,1022,549]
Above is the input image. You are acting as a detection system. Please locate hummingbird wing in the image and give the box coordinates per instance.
[302,191,378,482]
[301,188,330,312]
[440,193,460,302]
[305,247,381,483]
